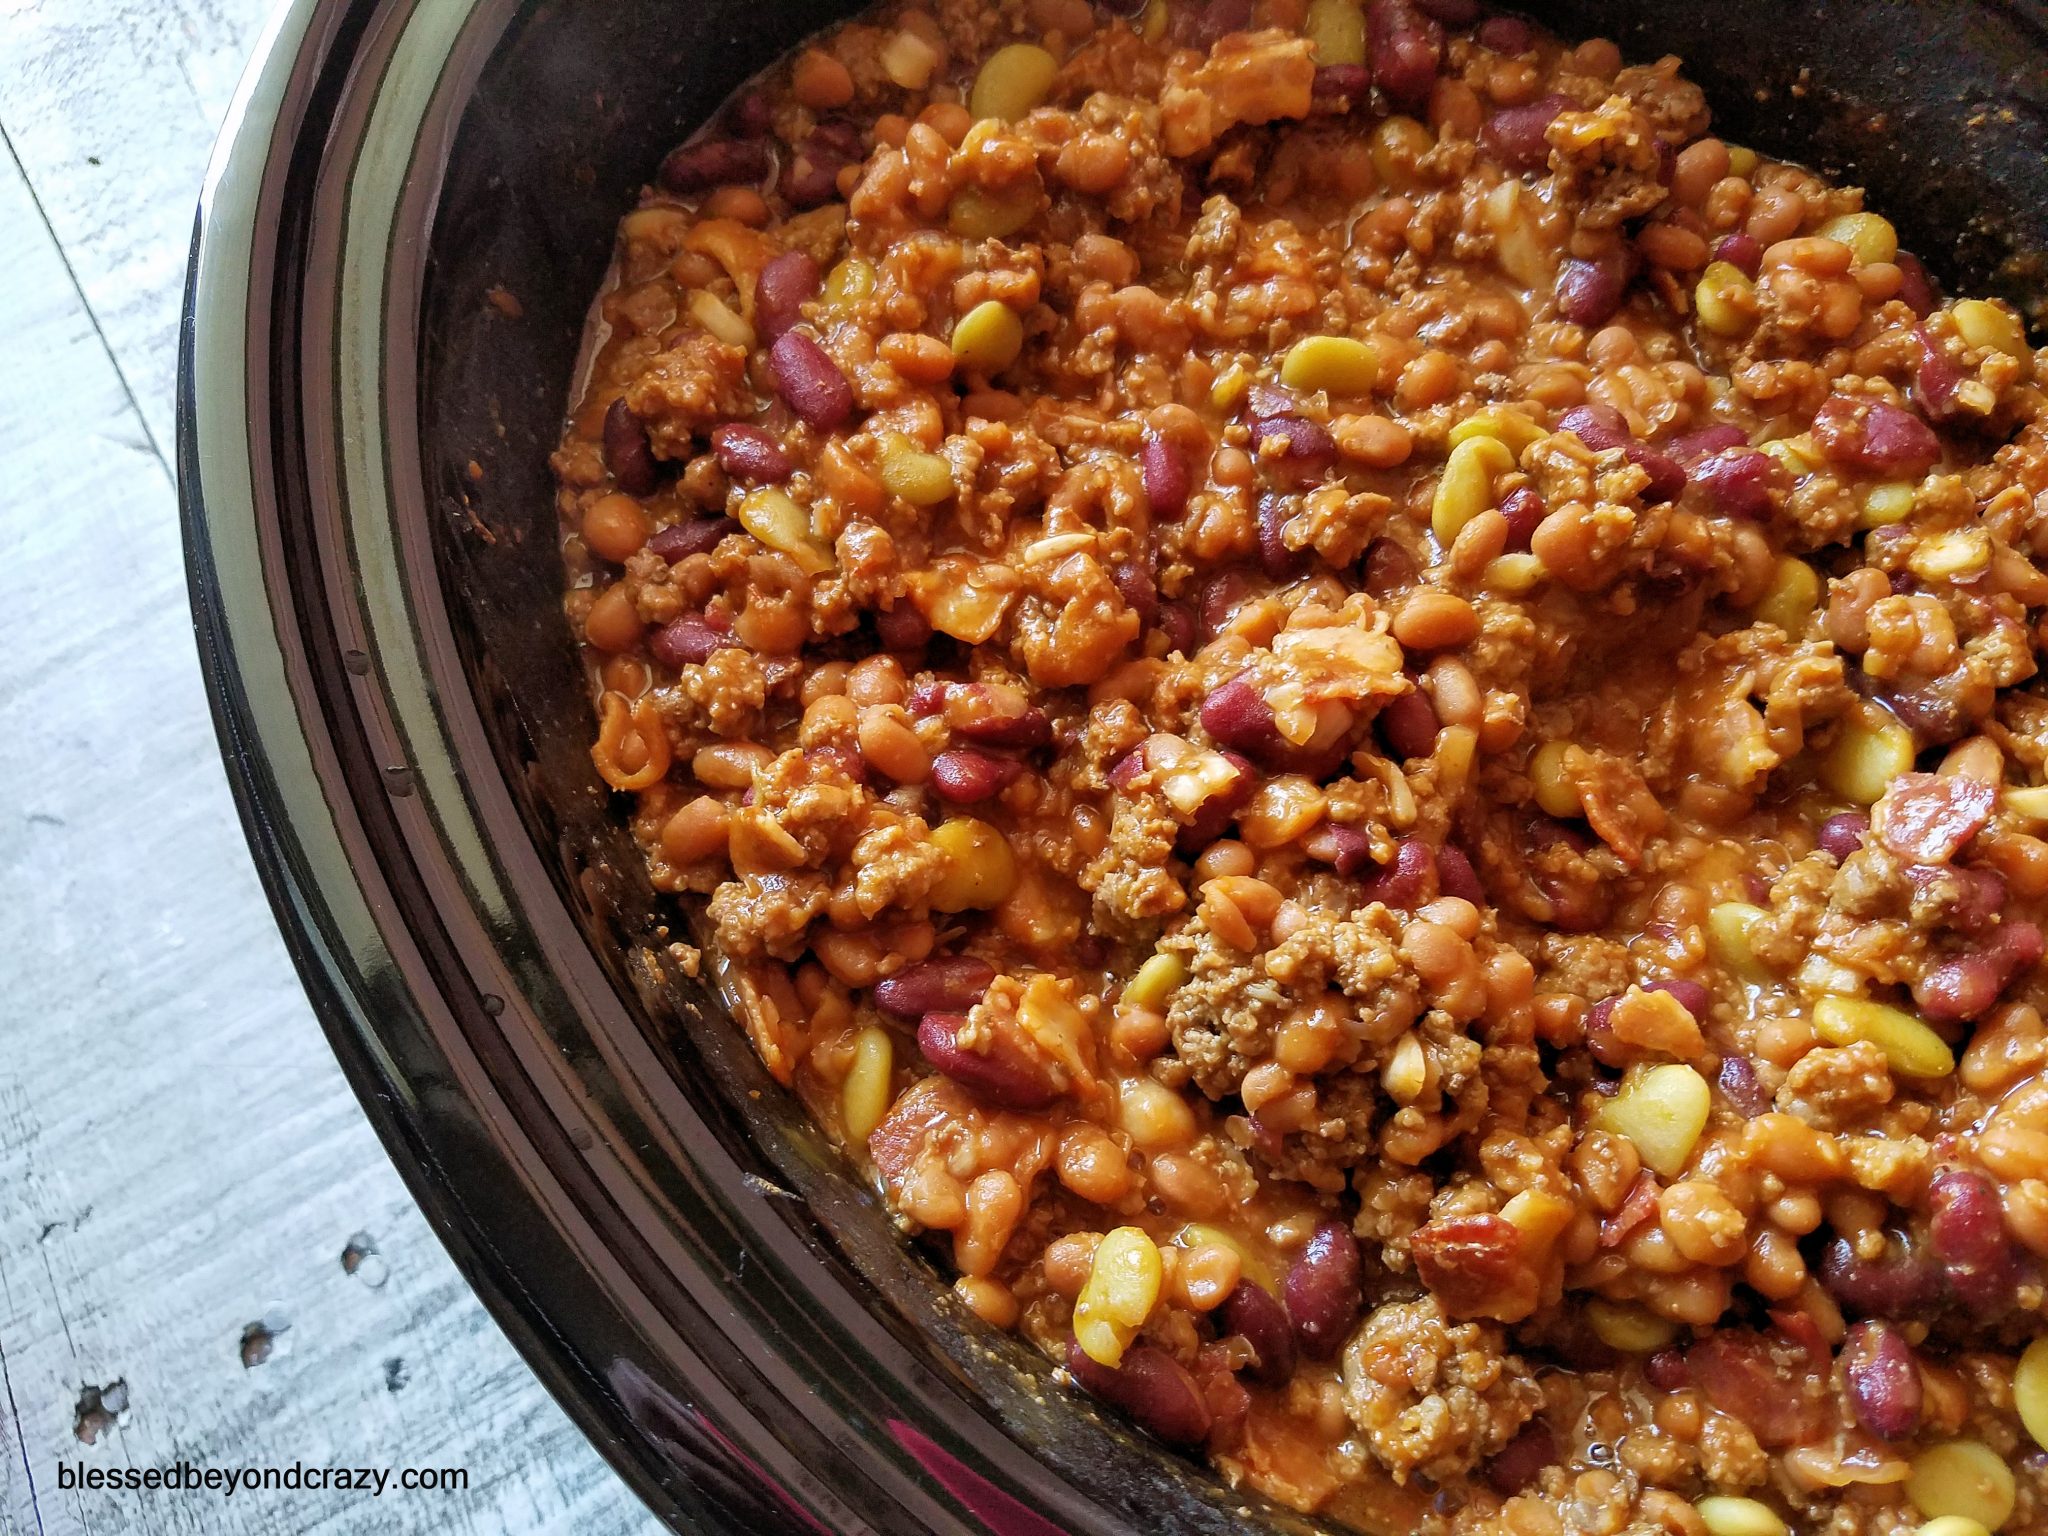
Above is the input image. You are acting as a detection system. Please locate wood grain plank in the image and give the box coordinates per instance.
[0,12,661,1534]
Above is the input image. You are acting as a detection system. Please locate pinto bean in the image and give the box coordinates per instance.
[1840,1320,1921,1441]
[875,956,997,1018]
[931,748,1025,803]
[711,423,793,483]
[1284,1219,1363,1359]
[648,516,739,562]
[1928,1166,2024,1312]
[1064,1340,1214,1447]
[769,331,855,429]
[1218,1281,1296,1386]
[656,137,773,193]
[916,1012,1059,1111]
[603,398,660,495]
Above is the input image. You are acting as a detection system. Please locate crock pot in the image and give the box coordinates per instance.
[178,2,2048,1531]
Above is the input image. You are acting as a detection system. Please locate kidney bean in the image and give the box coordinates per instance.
[1111,560,1160,629]
[1364,537,1419,595]
[1436,843,1484,903]
[1218,1281,1296,1386]
[1363,837,1437,910]
[1311,62,1371,102]
[1716,1055,1771,1116]
[1916,919,2044,1023]
[727,91,773,137]
[1684,448,1773,519]
[1257,494,1310,579]
[650,613,738,668]
[1368,0,1444,112]
[769,331,854,430]
[931,748,1025,804]
[908,679,949,717]
[755,250,822,344]
[603,398,660,495]
[1878,772,1996,864]
[1582,996,1625,1067]
[1881,680,1967,746]
[1481,93,1573,173]
[1644,1349,1689,1391]
[1476,14,1533,50]
[648,516,739,562]
[1669,425,1750,462]
[1175,751,1259,852]
[1558,402,1630,453]
[1141,434,1192,518]
[1201,674,1284,758]
[1644,978,1711,1018]
[1304,821,1373,876]
[1840,1320,1921,1441]
[1895,251,1938,316]
[780,128,859,209]
[1484,1421,1555,1496]
[875,602,932,651]
[1929,1167,2024,1312]
[1411,0,1477,19]
[1065,1341,1214,1447]
[1554,255,1629,328]
[710,423,793,483]
[916,1013,1059,1111]
[1199,569,1257,640]
[1377,690,1439,759]
[875,956,996,1019]
[1159,602,1197,657]
[1819,1231,1938,1318]
[1248,415,1336,483]
[656,136,774,193]
[1812,394,1941,475]
[1816,811,1869,860]
[1712,231,1764,277]
[1496,486,1546,552]
[1629,443,1685,504]
[1108,749,1147,792]
[1284,1220,1363,1360]
[949,687,1053,749]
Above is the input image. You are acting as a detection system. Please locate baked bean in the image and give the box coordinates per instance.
[1392,590,1479,650]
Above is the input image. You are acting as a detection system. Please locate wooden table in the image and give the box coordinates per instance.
[0,5,661,1531]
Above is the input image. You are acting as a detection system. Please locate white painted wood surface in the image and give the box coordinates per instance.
[0,4,661,1532]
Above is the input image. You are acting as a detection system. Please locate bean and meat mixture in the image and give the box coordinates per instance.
[551,0,2048,1528]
